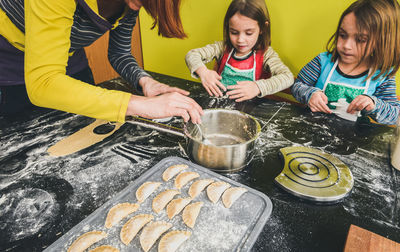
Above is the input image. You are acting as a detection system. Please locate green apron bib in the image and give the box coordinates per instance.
[323,60,371,109]
[220,49,256,87]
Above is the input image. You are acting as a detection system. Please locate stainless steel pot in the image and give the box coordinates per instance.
[126,109,261,172]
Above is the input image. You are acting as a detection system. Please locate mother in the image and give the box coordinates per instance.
[0,0,203,123]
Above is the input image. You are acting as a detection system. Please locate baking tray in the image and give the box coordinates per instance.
[44,156,273,251]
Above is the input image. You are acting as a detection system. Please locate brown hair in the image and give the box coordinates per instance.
[327,0,400,80]
[141,0,187,38]
[223,0,270,52]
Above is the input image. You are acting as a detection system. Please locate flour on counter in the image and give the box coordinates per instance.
[340,150,398,228]
[0,188,58,241]
[1,97,397,251]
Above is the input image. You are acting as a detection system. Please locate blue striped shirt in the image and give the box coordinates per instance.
[291,53,400,125]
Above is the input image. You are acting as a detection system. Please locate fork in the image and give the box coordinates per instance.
[112,143,158,163]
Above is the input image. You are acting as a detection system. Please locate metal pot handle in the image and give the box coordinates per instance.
[125,116,185,137]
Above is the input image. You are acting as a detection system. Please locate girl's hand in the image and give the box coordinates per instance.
[196,66,226,97]
[226,81,260,102]
[126,93,203,124]
[347,95,375,114]
[308,91,332,114]
[139,77,190,97]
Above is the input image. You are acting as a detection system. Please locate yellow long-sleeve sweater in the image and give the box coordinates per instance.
[0,0,135,122]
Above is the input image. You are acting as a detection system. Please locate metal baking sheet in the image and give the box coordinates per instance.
[44,156,273,251]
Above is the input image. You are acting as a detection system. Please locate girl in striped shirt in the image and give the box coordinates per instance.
[292,0,400,125]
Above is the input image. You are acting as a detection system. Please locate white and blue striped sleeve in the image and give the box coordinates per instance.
[364,76,400,125]
[291,55,323,104]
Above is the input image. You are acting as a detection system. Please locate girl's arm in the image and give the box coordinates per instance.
[185,41,224,78]
[108,10,151,92]
[363,77,400,125]
[291,55,323,104]
[256,47,294,96]
[25,0,131,122]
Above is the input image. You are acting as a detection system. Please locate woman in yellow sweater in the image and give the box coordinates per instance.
[0,0,203,123]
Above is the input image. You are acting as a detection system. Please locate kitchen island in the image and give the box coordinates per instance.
[0,72,399,251]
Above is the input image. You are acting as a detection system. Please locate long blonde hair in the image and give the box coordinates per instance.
[327,0,400,80]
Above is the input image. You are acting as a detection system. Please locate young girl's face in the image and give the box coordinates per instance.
[228,12,260,56]
[337,12,370,67]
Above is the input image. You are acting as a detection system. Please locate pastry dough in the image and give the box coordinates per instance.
[104,202,139,228]
[136,181,162,203]
[174,172,200,189]
[120,214,154,245]
[158,230,191,252]
[139,221,172,252]
[188,179,214,199]
[67,231,107,252]
[222,187,248,208]
[162,164,188,181]
[88,245,119,252]
[182,202,204,229]
[152,189,180,214]
[166,197,192,219]
[206,181,231,203]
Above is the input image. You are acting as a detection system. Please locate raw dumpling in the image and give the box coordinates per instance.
[139,221,172,252]
[162,164,188,181]
[88,245,119,252]
[166,197,192,219]
[182,202,204,229]
[104,202,139,228]
[136,181,162,203]
[158,230,191,252]
[222,187,248,208]
[67,231,107,252]
[152,189,180,214]
[206,181,231,203]
[174,172,199,189]
[120,214,154,245]
[188,179,214,199]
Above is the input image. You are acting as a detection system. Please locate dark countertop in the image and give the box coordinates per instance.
[0,72,399,252]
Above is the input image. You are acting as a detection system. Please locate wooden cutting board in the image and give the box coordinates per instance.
[344,224,400,252]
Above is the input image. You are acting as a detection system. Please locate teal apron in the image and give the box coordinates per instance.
[220,49,257,87]
[323,60,371,109]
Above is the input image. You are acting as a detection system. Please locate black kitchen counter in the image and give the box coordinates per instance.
[0,72,399,252]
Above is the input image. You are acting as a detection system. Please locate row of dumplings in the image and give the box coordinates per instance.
[159,164,248,208]
[67,163,247,252]
[67,226,189,252]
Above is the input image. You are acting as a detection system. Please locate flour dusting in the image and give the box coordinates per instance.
[0,188,58,241]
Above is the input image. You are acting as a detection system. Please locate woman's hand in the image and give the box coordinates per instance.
[196,66,226,97]
[131,76,203,123]
[139,76,190,97]
[347,95,375,114]
[308,91,332,114]
[226,81,260,102]
[126,93,203,124]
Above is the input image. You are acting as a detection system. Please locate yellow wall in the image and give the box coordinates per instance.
[139,0,400,96]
